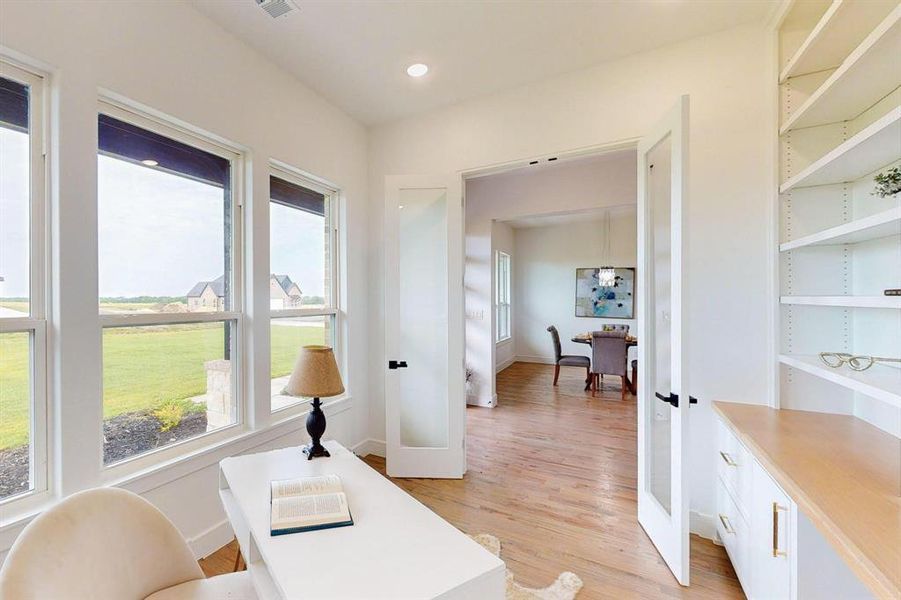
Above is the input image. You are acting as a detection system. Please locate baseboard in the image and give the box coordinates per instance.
[351,438,386,458]
[467,395,495,407]
[188,518,235,559]
[496,355,516,373]
[690,510,717,541]
[515,354,557,365]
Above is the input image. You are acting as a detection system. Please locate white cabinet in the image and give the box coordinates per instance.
[717,419,794,600]
[716,414,878,600]
[749,462,793,600]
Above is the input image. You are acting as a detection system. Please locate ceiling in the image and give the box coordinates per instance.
[503,205,635,230]
[190,0,775,125]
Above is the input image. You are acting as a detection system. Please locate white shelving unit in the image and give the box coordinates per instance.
[776,0,901,427]
[780,107,901,192]
[779,354,901,408]
[778,207,901,251]
[780,0,897,83]
[780,295,901,308]
[780,4,901,134]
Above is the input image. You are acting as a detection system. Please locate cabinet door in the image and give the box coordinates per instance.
[750,461,793,599]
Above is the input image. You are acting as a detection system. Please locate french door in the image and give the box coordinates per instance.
[637,95,692,585]
[384,175,466,478]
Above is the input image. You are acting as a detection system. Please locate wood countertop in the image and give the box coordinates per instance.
[713,401,901,600]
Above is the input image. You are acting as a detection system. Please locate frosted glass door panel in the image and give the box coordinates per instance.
[649,136,673,515]
[398,188,449,448]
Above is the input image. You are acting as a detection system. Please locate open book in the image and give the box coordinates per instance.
[270,474,354,536]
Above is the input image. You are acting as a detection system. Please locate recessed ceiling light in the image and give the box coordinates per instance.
[141,159,159,166]
[406,63,428,78]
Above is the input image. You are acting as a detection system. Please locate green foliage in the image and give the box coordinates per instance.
[301,295,326,305]
[153,398,205,432]
[873,166,901,198]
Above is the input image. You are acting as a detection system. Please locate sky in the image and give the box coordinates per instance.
[0,126,325,300]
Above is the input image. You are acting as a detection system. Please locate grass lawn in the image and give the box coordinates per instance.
[0,322,325,449]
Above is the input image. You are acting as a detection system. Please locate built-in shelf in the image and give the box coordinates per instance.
[780,354,901,407]
[779,207,901,251]
[780,107,901,192]
[780,295,901,308]
[780,5,901,134]
[779,0,898,83]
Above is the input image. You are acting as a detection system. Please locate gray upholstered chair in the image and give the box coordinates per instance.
[591,330,630,400]
[546,325,590,386]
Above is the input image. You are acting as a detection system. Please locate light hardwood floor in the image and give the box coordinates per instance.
[201,361,743,599]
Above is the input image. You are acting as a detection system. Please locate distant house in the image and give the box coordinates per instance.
[270,274,303,309]
[186,276,225,312]
[186,274,302,312]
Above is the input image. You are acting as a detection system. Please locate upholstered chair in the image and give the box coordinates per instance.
[0,487,257,600]
[591,330,630,400]
[546,325,591,385]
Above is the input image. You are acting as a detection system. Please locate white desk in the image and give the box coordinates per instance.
[219,441,506,599]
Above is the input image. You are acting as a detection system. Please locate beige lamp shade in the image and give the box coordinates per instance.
[283,345,345,398]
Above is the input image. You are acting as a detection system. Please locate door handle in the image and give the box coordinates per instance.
[388,360,408,370]
[772,502,788,557]
[654,392,698,408]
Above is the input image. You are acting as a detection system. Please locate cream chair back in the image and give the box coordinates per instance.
[0,487,203,600]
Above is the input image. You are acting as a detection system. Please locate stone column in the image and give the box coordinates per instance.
[204,359,233,431]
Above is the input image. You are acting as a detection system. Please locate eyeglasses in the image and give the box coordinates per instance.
[818,352,901,372]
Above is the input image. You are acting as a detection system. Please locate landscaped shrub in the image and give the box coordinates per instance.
[153,398,205,432]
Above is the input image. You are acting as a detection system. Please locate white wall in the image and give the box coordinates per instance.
[464,153,636,406]
[513,210,637,365]
[0,0,369,562]
[368,22,774,530]
[492,221,515,376]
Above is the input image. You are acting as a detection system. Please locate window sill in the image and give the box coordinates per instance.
[496,337,513,345]
[0,396,353,535]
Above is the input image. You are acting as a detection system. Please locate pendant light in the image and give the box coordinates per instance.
[598,210,616,287]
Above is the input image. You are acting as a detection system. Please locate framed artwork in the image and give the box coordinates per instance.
[575,267,635,318]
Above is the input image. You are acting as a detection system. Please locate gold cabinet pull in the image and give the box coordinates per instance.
[772,502,788,557]
[719,451,737,467]
[718,513,735,535]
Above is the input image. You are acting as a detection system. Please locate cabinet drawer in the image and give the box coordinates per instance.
[717,420,752,517]
[750,461,793,600]
[716,480,750,590]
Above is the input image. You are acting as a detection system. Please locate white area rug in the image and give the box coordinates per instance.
[471,533,583,600]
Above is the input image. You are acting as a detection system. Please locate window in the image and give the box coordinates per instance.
[97,103,241,466]
[496,251,511,342]
[269,170,338,412]
[0,62,47,503]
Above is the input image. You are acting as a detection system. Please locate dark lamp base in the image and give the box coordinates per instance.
[303,397,330,460]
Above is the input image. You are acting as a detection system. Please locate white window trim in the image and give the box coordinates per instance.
[96,99,246,473]
[268,164,343,415]
[0,60,50,510]
[496,251,512,343]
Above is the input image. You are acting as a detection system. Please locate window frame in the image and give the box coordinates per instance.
[96,99,246,475]
[0,60,50,508]
[495,250,511,343]
[268,164,341,415]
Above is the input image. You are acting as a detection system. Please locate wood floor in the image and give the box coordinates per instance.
[201,362,743,599]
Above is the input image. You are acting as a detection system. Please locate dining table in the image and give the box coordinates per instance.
[572,333,638,393]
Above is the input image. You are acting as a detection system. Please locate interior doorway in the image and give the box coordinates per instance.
[462,149,639,408]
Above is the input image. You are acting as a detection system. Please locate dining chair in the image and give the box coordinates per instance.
[547,325,591,385]
[591,330,630,400]
[0,487,257,600]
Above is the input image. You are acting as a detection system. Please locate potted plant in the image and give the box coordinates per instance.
[873,166,901,198]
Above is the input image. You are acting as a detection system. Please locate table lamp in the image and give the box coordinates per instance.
[283,345,344,459]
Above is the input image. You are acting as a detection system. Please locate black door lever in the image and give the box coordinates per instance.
[655,392,698,408]
[388,360,408,369]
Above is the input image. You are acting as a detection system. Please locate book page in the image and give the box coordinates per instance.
[271,474,343,499]
[271,492,350,530]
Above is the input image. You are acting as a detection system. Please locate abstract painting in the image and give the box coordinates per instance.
[575,267,635,318]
